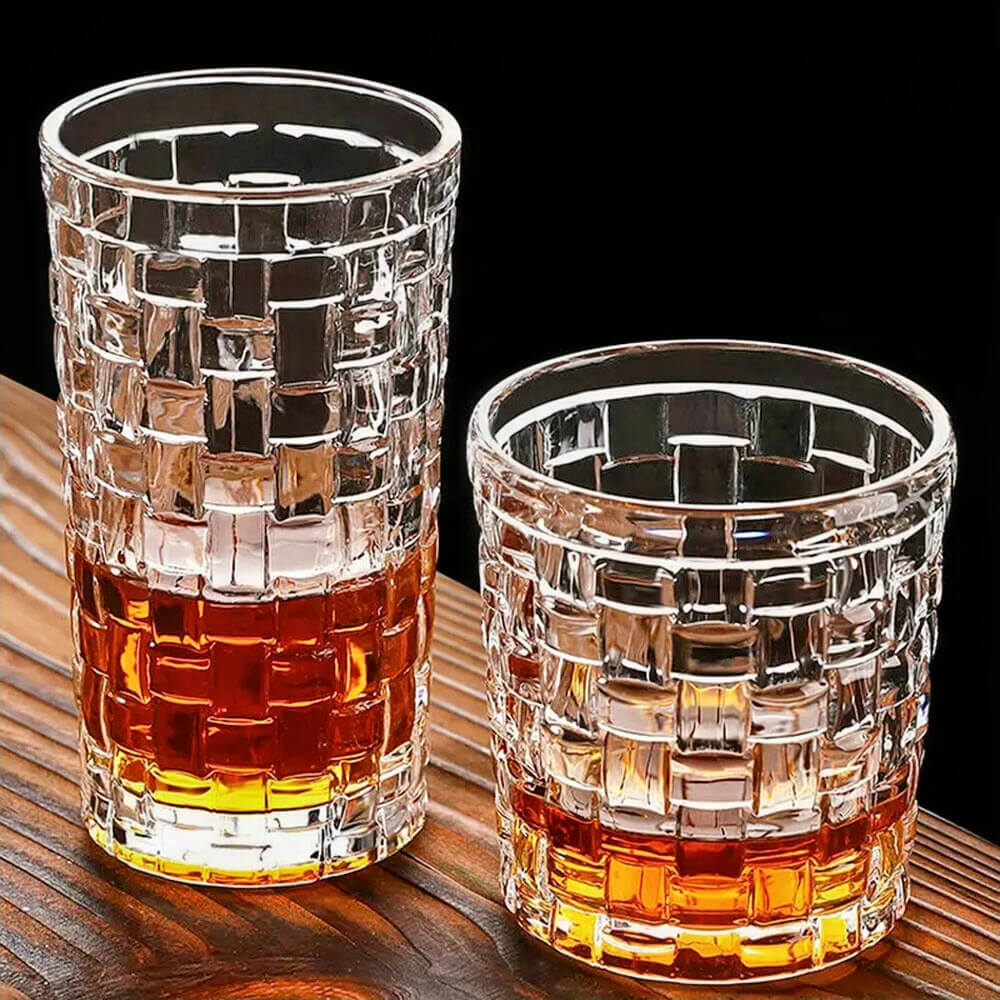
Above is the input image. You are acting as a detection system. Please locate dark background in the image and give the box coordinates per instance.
[7,21,996,841]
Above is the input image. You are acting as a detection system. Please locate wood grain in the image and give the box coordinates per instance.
[1,375,997,1000]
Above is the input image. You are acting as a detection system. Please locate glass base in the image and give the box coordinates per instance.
[507,876,906,983]
[82,757,426,886]
[499,805,911,984]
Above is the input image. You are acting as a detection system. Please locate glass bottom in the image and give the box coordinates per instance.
[509,886,904,983]
[81,735,426,886]
[500,797,912,983]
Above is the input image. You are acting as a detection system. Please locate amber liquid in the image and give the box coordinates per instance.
[73,543,433,817]
[508,783,912,980]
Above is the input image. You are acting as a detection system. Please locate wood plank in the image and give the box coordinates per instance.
[0,375,997,1000]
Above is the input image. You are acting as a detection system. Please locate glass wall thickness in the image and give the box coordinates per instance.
[41,69,460,884]
[468,341,954,982]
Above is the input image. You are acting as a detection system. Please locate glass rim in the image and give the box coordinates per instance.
[39,67,462,203]
[468,339,954,515]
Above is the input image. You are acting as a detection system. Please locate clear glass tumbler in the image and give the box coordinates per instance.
[41,69,460,885]
[468,341,954,981]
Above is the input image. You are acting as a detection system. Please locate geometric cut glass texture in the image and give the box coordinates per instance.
[469,341,954,981]
[43,69,460,884]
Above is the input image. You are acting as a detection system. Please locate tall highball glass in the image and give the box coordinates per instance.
[468,341,954,981]
[41,69,460,884]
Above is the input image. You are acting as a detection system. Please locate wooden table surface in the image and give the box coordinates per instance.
[1,375,997,1000]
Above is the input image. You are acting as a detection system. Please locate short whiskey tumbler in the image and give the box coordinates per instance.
[41,69,460,884]
[468,341,954,981]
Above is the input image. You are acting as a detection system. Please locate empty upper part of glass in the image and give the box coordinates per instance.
[471,341,952,510]
[40,68,460,198]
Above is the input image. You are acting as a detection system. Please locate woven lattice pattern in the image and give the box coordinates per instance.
[42,71,459,883]
[72,544,432,882]
[469,344,955,981]
[505,385,920,504]
[45,149,457,598]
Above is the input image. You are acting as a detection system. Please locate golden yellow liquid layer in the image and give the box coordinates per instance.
[505,786,913,981]
[73,544,433,814]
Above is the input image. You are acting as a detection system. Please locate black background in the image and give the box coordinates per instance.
[7,20,996,841]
